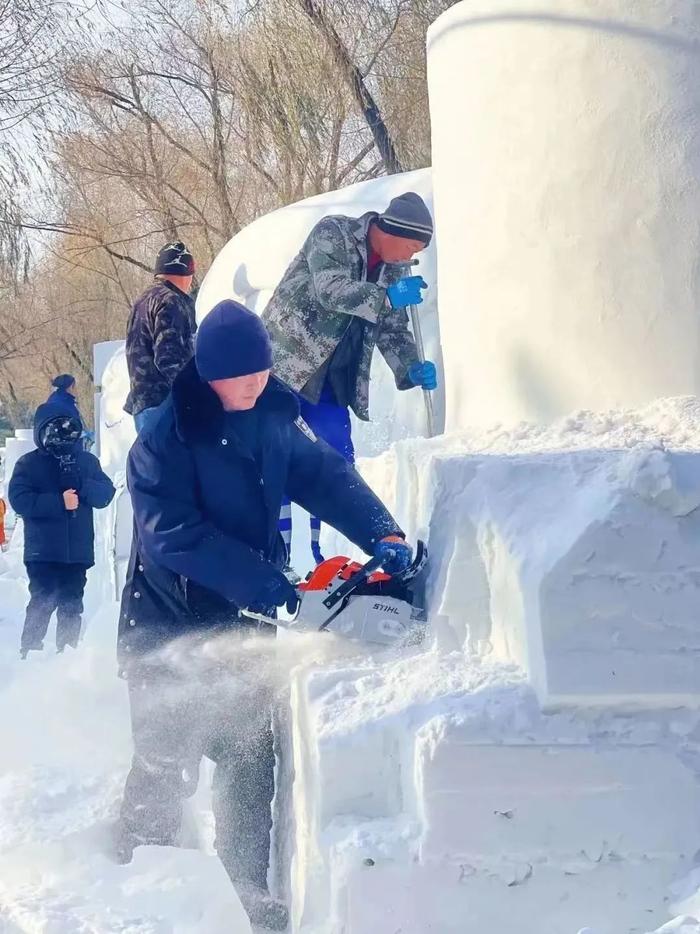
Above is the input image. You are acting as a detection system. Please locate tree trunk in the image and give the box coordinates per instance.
[298,0,404,175]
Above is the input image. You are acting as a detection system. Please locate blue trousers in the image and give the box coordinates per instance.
[280,396,354,564]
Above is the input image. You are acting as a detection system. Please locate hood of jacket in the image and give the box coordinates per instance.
[33,401,82,453]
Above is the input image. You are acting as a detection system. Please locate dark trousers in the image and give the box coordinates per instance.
[22,561,88,652]
[119,648,276,890]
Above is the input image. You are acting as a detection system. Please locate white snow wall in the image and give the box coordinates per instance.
[428,0,700,430]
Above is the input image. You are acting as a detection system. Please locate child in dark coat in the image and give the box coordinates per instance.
[9,401,115,657]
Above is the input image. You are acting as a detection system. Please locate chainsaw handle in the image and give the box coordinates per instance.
[322,555,384,610]
[322,539,428,611]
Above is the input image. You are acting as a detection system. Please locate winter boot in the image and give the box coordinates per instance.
[20,641,44,660]
[235,882,289,931]
[56,641,77,655]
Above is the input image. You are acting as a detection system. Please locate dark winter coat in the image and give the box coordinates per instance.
[9,410,115,567]
[124,279,196,416]
[118,359,403,663]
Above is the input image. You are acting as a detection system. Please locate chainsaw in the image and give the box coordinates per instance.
[242,540,428,646]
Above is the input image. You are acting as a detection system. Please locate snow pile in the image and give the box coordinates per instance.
[428,0,700,429]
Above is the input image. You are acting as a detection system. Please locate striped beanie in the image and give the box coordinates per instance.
[376,192,433,246]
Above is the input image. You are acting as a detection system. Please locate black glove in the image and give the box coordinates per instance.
[248,571,299,616]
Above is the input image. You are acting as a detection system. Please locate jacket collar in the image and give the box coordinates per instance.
[154,276,190,300]
[348,211,379,274]
[350,211,379,245]
[171,359,299,444]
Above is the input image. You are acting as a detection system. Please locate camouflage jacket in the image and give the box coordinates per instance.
[262,211,418,421]
[124,279,196,416]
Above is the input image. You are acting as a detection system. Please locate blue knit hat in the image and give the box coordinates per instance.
[52,373,75,391]
[196,300,273,381]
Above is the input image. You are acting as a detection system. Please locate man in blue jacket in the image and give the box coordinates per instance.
[114,300,414,931]
[9,401,115,658]
[47,374,82,423]
[47,374,94,450]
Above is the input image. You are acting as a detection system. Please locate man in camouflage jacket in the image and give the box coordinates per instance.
[124,241,196,434]
[262,191,437,564]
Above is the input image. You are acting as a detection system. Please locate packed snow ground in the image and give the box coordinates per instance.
[0,572,254,933]
[2,400,700,930]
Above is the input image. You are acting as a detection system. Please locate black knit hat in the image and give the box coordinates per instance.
[376,192,433,246]
[196,300,273,381]
[154,241,195,277]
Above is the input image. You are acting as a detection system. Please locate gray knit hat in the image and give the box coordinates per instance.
[376,192,433,245]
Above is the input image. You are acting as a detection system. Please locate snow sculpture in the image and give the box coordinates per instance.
[2,429,35,528]
[428,0,700,430]
[92,341,134,601]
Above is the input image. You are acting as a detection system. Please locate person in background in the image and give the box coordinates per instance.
[48,374,82,424]
[48,374,94,450]
[9,400,115,658]
[113,300,415,931]
[124,241,196,434]
[262,191,436,570]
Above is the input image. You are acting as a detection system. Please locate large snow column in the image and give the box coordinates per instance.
[427,1,700,429]
[196,168,444,449]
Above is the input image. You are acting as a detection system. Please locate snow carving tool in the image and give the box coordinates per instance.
[242,541,428,646]
[388,259,435,438]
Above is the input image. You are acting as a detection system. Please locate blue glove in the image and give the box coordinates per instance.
[408,360,437,391]
[386,276,427,310]
[374,536,413,576]
[248,572,299,616]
